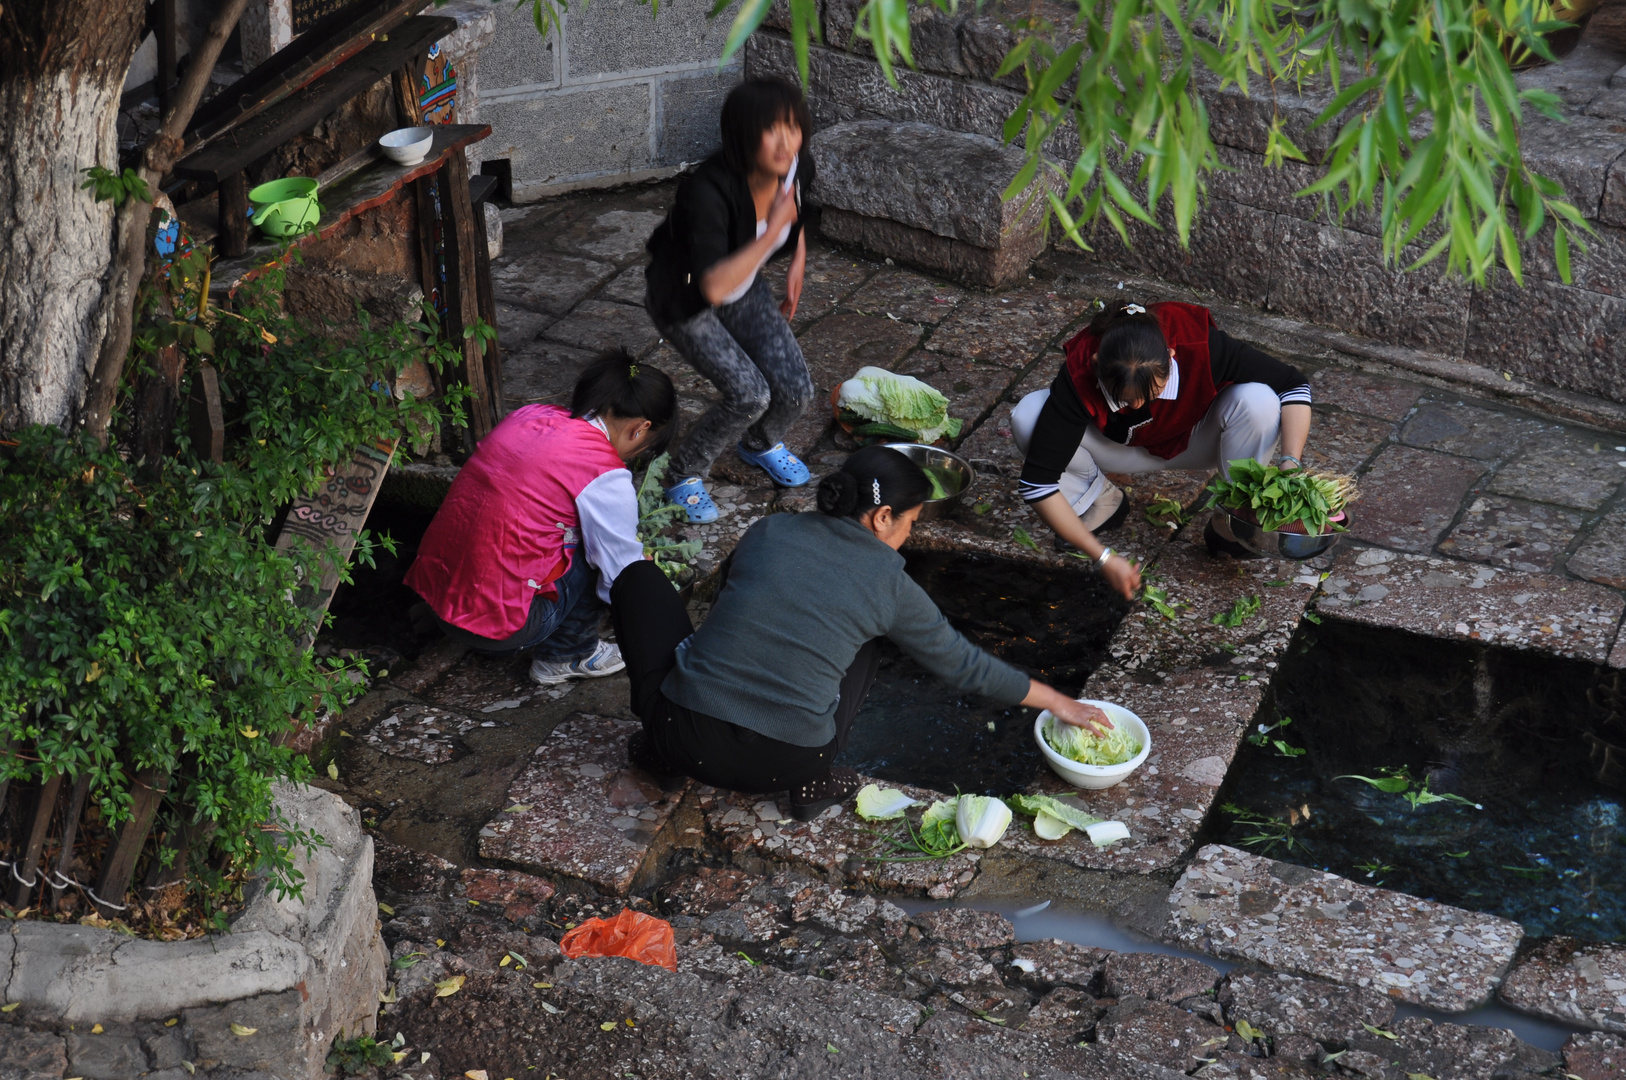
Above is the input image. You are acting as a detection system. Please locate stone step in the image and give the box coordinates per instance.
[1166,844,1525,1012]
[810,120,1048,287]
[477,712,691,894]
[1499,937,1626,1035]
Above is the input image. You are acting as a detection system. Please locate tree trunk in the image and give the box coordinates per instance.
[0,1,145,436]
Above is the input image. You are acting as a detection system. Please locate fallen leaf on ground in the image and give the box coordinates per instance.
[435,975,466,997]
[378,902,394,915]
[91,1024,103,1034]
[327,762,339,780]
[464,1071,488,1080]
[229,1023,257,1036]
[600,1022,617,1031]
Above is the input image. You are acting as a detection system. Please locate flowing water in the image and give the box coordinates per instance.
[836,553,1127,795]
[1210,618,1626,943]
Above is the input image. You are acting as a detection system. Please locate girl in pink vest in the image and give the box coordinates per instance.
[405,353,675,686]
[1011,302,1316,598]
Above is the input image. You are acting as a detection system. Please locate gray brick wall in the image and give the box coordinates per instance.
[479,0,742,199]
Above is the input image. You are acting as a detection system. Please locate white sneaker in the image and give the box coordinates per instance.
[529,640,625,686]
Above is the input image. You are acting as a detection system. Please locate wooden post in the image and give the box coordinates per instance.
[437,151,492,446]
[93,769,169,917]
[132,339,185,470]
[189,363,225,463]
[393,61,423,126]
[12,773,63,908]
[50,774,91,911]
[219,172,250,257]
[470,196,503,420]
[411,175,439,322]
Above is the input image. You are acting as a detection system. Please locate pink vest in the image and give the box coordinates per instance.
[405,405,626,639]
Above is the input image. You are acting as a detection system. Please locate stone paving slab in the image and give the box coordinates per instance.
[1498,937,1626,1034]
[363,701,501,764]
[1436,494,1586,573]
[845,267,968,325]
[1350,443,1487,553]
[924,285,1095,370]
[1570,505,1626,588]
[1400,399,1557,461]
[765,243,882,330]
[502,337,599,406]
[701,780,984,899]
[478,712,690,895]
[1300,407,1394,477]
[1308,367,1424,421]
[491,252,616,315]
[1317,547,1626,662]
[598,263,649,305]
[1487,430,1626,510]
[1563,1030,1626,1080]
[1165,844,1524,1012]
[1218,968,1396,1047]
[540,297,660,355]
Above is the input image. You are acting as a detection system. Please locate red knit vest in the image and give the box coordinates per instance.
[405,405,625,639]
[1063,301,1219,460]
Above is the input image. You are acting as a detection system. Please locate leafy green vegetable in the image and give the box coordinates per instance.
[1337,766,1484,810]
[923,468,950,501]
[1142,584,1184,620]
[1009,794,1128,845]
[635,452,702,580]
[836,367,963,444]
[1206,459,1358,535]
[1012,526,1038,552]
[955,795,1013,848]
[855,785,921,821]
[1144,496,1189,530]
[1043,716,1141,766]
[1211,595,1262,627]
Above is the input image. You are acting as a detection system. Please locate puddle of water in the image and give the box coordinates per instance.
[1209,619,1626,943]
[896,898,1581,1052]
[836,553,1128,795]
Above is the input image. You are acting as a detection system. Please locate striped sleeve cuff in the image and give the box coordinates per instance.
[1279,384,1313,406]
[1019,480,1061,503]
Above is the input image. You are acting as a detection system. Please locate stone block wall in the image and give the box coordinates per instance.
[478,0,743,199]
[747,9,1626,408]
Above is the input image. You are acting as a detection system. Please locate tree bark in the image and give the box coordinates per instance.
[0,0,145,436]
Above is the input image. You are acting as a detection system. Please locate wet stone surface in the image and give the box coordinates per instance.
[1569,505,1626,589]
[1564,1030,1626,1079]
[1436,494,1586,573]
[1165,844,1524,1012]
[1307,367,1424,422]
[364,702,492,764]
[1499,937,1626,1035]
[1218,968,1396,1047]
[478,713,690,894]
[1317,547,1625,662]
[1399,400,1556,461]
[1487,433,1626,510]
[1349,444,1487,553]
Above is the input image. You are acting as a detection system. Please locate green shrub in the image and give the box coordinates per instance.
[0,259,469,913]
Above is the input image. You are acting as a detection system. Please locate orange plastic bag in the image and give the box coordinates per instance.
[558,909,677,972]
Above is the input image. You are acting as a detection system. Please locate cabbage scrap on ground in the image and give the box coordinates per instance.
[1044,717,1142,767]
[856,786,1127,854]
[836,366,962,444]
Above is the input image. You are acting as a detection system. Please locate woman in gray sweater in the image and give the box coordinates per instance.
[610,445,1112,820]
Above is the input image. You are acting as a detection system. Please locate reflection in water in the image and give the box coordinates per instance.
[895,898,1580,1052]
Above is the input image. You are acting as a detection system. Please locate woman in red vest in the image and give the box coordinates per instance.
[405,353,676,686]
[1012,301,1313,598]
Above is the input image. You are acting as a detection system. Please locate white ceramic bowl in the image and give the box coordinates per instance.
[379,126,435,166]
[1034,699,1152,790]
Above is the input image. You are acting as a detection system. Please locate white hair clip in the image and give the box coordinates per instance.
[1124,303,1146,315]
[873,479,882,505]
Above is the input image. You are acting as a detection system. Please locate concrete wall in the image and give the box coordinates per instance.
[747,9,1626,410]
[479,0,743,200]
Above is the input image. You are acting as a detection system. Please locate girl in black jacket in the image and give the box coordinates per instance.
[644,78,816,523]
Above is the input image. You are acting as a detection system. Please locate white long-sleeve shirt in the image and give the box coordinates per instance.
[575,467,643,603]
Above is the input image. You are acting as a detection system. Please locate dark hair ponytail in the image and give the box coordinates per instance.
[570,349,677,455]
[816,444,932,519]
[1087,301,1170,407]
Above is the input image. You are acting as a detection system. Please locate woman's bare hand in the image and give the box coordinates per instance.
[1048,697,1114,736]
[766,181,798,234]
[1103,553,1141,600]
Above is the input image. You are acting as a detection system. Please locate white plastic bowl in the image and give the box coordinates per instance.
[1034,699,1152,790]
[379,126,435,166]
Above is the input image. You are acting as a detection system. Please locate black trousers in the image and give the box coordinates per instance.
[610,560,879,793]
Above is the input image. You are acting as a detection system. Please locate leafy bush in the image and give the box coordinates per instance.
[0,258,468,915]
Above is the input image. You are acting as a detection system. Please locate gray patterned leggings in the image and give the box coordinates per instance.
[653,277,814,479]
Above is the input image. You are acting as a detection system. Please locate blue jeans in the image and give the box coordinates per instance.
[439,548,604,661]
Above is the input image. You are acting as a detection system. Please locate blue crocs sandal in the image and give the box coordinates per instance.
[665,475,719,524]
[737,442,810,487]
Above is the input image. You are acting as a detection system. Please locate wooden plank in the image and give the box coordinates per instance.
[50,774,90,910]
[411,174,439,322]
[175,16,456,183]
[11,774,63,908]
[189,364,225,464]
[438,150,493,446]
[470,186,503,420]
[187,0,425,146]
[274,441,398,648]
[219,172,250,258]
[93,769,168,917]
[392,62,423,126]
[132,336,185,469]
[210,123,490,300]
